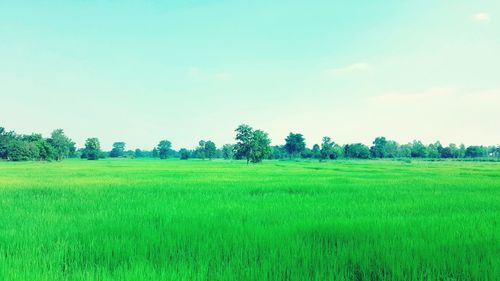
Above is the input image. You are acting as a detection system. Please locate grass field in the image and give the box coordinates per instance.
[0,159,499,280]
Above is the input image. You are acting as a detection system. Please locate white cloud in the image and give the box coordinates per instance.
[472,12,490,22]
[326,63,370,75]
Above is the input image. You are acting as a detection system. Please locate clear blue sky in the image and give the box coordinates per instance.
[1,0,499,150]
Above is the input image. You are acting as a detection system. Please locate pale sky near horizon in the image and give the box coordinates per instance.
[1,1,499,150]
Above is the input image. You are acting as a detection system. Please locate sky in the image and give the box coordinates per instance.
[1,0,499,150]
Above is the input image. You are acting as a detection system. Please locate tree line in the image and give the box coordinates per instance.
[1,125,499,162]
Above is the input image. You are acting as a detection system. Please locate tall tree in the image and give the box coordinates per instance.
[320,137,333,161]
[370,136,388,158]
[68,142,77,158]
[369,137,399,158]
[301,147,313,158]
[234,124,254,164]
[22,133,55,161]
[204,140,217,160]
[249,130,271,163]
[6,140,34,161]
[448,144,459,158]
[157,140,172,159]
[84,138,101,160]
[458,144,466,158]
[344,143,370,159]
[410,140,427,158]
[331,144,343,159]
[134,149,144,158]
[440,146,453,158]
[36,139,55,161]
[311,144,321,160]
[179,148,190,160]
[151,148,159,158]
[0,127,12,159]
[384,140,399,158]
[494,146,500,158]
[465,146,486,158]
[270,145,287,159]
[110,142,126,158]
[48,129,74,161]
[284,133,306,158]
[221,144,235,160]
[398,144,412,158]
[427,142,441,158]
[234,124,271,164]
[196,140,206,159]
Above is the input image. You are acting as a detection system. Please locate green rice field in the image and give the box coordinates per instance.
[0,159,499,280]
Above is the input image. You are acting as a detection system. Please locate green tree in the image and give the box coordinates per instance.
[384,140,399,158]
[270,145,287,159]
[0,127,14,159]
[123,150,134,158]
[370,137,399,158]
[284,133,306,158]
[301,147,313,158]
[448,144,459,158]
[152,148,159,158]
[6,140,33,161]
[68,142,77,158]
[221,144,234,159]
[195,140,217,160]
[458,144,466,158]
[440,146,453,158]
[21,133,55,161]
[427,142,440,158]
[398,144,412,158]
[344,143,370,159]
[48,129,74,161]
[110,142,126,158]
[465,146,486,158]
[179,148,190,160]
[493,146,500,158]
[249,130,271,163]
[410,140,427,158]
[157,140,172,159]
[37,139,55,161]
[494,146,500,158]
[370,136,387,158]
[204,140,217,160]
[331,144,343,159]
[196,140,206,159]
[311,144,321,160]
[84,138,101,160]
[234,124,271,164]
[320,137,333,161]
[234,124,254,164]
[134,149,144,158]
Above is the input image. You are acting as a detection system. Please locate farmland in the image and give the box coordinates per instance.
[0,159,499,280]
